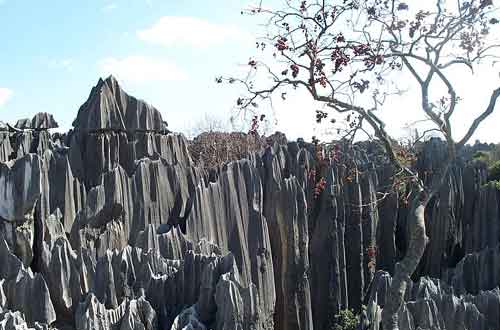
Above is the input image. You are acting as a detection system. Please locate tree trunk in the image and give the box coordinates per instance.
[381,193,429,330]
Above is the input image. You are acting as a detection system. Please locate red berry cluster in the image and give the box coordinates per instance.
[300,1,307,12]
[308,168,317,181]
[306,40,318,53]
[352,44,371,56]
[315,58,325,72]
[313,177,327,199]
[367,245,377,271]
[314,76,327,87]
[290,64,300,78]
[367,245,377,258]
[364,55,384,68]
[249,116,259,134]
[276,37,289,51]
[331,47,351,73]
[249,114,266,134]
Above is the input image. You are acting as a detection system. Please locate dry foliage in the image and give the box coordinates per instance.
[188,131,287,169]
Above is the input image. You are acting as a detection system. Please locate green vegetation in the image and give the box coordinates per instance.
[473,148,500,190]
[487,180,500,191]
[332,309,359,330]
[473,151,491,164]
[472,144,500,167]
[488,160,500,182]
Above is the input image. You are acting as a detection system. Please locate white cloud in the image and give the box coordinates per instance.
[137,16,251,48]
[98,55,187,84]
[0,88,13,108]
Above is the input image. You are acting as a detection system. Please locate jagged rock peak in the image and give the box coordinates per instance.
[13,112,59,130]
[31,112,59,130]
[72,75,168,133]
[14,118,31,129]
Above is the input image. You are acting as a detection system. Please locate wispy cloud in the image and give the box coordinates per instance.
[48,58,75,71]
[137,16,251,48]
[102,3,118,11]
[0,88,13,107]
[98,55,187,84]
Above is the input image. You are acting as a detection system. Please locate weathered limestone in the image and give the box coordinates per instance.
[30,113,59,130]
[364,271,497,330]
[0,154,41,223]
[69,76,189,188]
[2,77,500,330]
[185,159,276,329]
[260,145,313,330]
[0,234,56,326]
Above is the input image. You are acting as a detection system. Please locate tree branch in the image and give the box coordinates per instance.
[458,87,500,147]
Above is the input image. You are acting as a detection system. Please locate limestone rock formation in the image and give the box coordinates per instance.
[30,113,59,130]
[363,271,499,330]
[73,75,167,133]
[1,76,500,330]
[0,154,41,222]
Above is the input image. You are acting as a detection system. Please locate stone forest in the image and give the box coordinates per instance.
[0,75,499,330]
[2,0,500,330]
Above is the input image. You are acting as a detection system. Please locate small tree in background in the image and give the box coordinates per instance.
[188,131,264,169]
[220,0,500,328]
[184,113,231,139]
[186,113,281,169]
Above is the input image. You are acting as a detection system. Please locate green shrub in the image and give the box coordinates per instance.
[332,309,359,330]
[486,180,500,191]
[488,160,500,182]
[473,150,491,164]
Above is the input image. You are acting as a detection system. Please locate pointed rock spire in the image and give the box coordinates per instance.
[72,76,168,132]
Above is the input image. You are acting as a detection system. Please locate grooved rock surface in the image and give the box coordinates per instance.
[73,76,167,133]
[364,271,500,330]
[31,113,59,130]
[2,76,500,330]
[0,154,41,222]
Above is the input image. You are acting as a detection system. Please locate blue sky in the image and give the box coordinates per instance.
[0,0,262,132]
[0,0,499,142]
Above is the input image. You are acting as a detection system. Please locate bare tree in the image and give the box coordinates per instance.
[221,0,500,329]
[184,113,231,139]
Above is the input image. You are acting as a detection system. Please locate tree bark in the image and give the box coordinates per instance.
[381,193,429,330]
